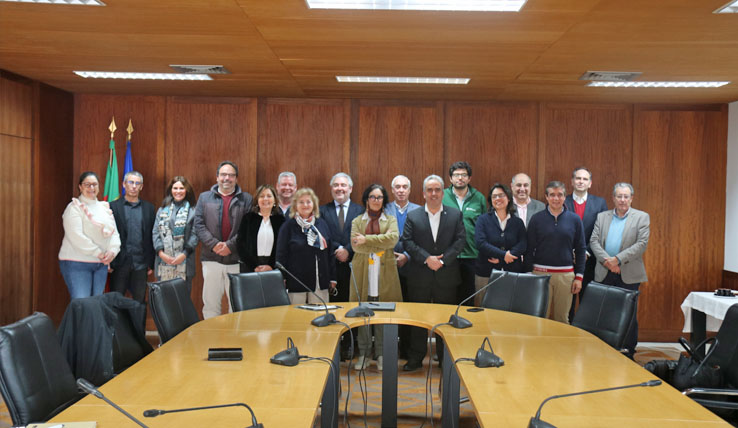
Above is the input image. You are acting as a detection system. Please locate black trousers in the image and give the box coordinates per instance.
[407,280,457,364]
[331,261,353,356]
[602,271,640,358]
[110,261,148,303]
[398,273,411,358]
[457,258,477,305]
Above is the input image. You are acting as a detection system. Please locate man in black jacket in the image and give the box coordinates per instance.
[109,171,155,303]
[401,174,466,371]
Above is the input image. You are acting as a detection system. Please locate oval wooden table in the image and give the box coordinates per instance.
[50,302,730,427]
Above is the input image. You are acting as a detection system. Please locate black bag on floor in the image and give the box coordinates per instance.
[644,359,678,384]
[671,337,724,391]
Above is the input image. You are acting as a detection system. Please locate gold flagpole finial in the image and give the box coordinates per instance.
[109,117,117,139]
[126,119,134,139]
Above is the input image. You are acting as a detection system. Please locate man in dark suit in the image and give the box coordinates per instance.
[401,174,466,371]
[109,171,155,303]
[590,182,650,359]
[319,172,363,303]
[564,166,609,319]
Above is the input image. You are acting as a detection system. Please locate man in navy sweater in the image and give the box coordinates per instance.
[526,181,586,324]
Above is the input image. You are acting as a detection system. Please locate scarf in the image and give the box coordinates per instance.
[157,201,189,280]
[365,208,382,235]
[295,215,327,250]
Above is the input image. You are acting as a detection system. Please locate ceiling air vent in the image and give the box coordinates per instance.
[169,65,231,74]
[580,71,642,82]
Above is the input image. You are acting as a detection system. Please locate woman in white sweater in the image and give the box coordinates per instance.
[58,172,121,299]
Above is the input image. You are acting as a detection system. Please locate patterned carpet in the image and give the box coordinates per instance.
[0,343,682,428]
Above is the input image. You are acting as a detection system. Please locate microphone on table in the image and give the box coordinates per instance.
[275,261,336,327]
[528,380,663,428]
[449,271,508,329]
[270,336,300,367]
[344,261,375,318]
[474,337,504,368]
[76,378,150,428]
[143,402,263,427]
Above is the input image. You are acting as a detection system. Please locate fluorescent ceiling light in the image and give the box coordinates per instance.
[588,81,729,88]
[715,0,738,13]
[336,76,470,85]
[307,0,526,12]
[0,0,105,5]
[74,71,212,80]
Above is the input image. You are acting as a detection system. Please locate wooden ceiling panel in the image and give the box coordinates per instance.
[1,0,737,102]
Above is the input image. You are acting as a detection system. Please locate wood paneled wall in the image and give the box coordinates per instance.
[2,83,727,341]
[65,94,727,341]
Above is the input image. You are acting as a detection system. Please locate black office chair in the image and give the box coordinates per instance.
[148,278,200,344]
[480,271,550,318]
[0,312,82,426]
[682,304,738,420]
[571,281,639,351]
[229,270,290,312]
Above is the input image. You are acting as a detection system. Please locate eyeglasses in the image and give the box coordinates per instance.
[368,195,384,201]
[218,173,236,178]
[452,173,469,178]
[81,182,99,189]
[490,193,507,200]
[614,195,632,200]
[125,180,142,187]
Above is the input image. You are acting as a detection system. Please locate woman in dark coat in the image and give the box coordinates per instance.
[275,187,336,304]
[474,183,527,306]
[236,184,285,273]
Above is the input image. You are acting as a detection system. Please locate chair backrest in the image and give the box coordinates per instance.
[0,312,80,425]
[111,307,151,373]
[148,278,200,344]
[709,303,738,381]
[571,282,639,350]
[229,271,290,312]
[481,271,550,318]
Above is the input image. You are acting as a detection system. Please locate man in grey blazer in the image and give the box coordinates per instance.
[401,174,466,371]
[590,182,650,359]
[511,172,545,228]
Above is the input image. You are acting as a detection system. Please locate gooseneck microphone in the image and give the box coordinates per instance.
[76,378,150,428]
[449,271,508,329]
[345,261,375,318]
[275,261,337,327]
[144,402,263,427]
[528,380,662,428]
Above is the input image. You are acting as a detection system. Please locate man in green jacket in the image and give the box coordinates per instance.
[442,161,487,305]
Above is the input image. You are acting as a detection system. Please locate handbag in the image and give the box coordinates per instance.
[671,337,724,391]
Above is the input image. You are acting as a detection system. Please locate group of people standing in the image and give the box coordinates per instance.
[58,160,650,371]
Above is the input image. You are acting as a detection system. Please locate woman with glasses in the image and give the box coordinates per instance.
[349,184,402,371]
[152,176,199,291]
[275,188,336,304]
[236,184,285,273]
[473,183,527,306]
[58,171,121,299]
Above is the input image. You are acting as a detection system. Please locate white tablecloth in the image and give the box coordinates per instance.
[681,291,738,332]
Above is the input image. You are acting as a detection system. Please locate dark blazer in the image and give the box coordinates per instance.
[319,200,363,259]
[564,194,609,253]
[400,205,466,289]
[109,198,156,270]
[474,212,527,277]
[236,211,285,272]
[275,217,336,293]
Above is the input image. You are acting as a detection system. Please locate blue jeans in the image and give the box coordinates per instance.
[59,260,108,299]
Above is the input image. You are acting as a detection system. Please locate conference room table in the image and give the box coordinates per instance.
[50,302,730,427]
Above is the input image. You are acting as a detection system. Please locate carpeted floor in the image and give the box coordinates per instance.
[0,342,682,428]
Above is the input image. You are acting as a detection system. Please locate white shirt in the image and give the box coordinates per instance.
[256,216,274,257]
[515,199,529,226]
[425,204,442,242]
[495,211,510,231]
[573,192,588,205]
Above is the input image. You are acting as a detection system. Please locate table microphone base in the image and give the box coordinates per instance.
[312,313,337,327]
[345,305,375,317]
[449,314,472,329]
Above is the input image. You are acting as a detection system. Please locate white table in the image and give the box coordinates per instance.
[681,291,738,356]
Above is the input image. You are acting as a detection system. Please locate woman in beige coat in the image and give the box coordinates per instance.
[350,184,402,371]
